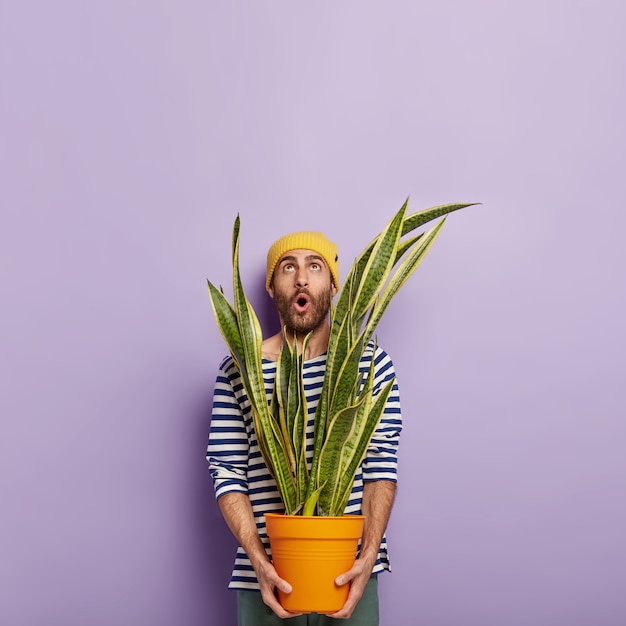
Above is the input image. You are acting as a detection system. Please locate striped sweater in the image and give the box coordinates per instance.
[206,343,402,590]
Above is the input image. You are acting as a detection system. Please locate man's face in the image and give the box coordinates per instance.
[268,249,336,335]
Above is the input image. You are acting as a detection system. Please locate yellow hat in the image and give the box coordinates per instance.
[266,231,339,290]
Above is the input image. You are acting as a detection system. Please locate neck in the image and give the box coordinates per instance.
[261,321,332,363]
[283,323,330,360]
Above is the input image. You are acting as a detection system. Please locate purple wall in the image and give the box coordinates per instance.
[2,2,625,624]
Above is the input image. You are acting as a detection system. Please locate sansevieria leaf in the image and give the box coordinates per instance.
[208,200,476,515]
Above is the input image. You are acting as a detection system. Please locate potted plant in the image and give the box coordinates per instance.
[208,199,473,612]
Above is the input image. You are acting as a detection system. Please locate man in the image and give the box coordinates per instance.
[207,231,402,625]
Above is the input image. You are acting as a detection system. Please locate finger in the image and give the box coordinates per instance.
[328,590,359,620]
[261,564,293,594]
[335,563,364,586]
[275,578,292,594]
[259,590,297,618]
[270,603,304,620]
[329,575,368,619]
[328,605,354,620]
[261,593,303,619]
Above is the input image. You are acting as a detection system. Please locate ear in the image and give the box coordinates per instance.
[267,286,275,299]
[332,284,338,297]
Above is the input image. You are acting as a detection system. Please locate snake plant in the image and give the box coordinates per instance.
[208,199,474,515]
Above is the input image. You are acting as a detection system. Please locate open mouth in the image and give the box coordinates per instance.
[294,293,310,313]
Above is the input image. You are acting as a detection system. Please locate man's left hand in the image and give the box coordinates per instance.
[327,556,374,620]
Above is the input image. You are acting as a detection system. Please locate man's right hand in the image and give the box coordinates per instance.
[217,494,302,618]
[255,560,303,619]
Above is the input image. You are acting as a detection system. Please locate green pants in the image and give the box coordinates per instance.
[237,577,379,626]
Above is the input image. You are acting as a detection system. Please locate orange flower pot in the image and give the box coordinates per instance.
[264,513,365,614]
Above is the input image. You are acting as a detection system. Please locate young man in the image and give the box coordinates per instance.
[207,232,402,625]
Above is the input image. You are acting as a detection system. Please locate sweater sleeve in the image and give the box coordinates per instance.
[361,347,402,483]
[206,357,250,499]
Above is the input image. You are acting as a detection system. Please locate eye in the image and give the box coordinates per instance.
[283,263,295,272]
[311,263,321,271]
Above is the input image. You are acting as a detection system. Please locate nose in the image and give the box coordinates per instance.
[295,269,308,288]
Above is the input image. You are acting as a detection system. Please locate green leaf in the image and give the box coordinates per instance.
[330,377,395,515]
[400,202,478,236]
[208,200,475,516]
[302,483,325,516]
[350,202,406,321]
[365,219,447,339]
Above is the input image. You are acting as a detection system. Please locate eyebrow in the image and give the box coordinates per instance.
[278,254,326,266]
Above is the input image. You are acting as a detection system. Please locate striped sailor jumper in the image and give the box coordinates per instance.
[206,343,402,590]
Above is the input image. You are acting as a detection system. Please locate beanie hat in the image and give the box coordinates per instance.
[266,231,339,290]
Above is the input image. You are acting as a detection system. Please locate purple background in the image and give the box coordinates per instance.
[2,2,625,625]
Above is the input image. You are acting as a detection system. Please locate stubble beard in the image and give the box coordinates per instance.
[274,286,333,336]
